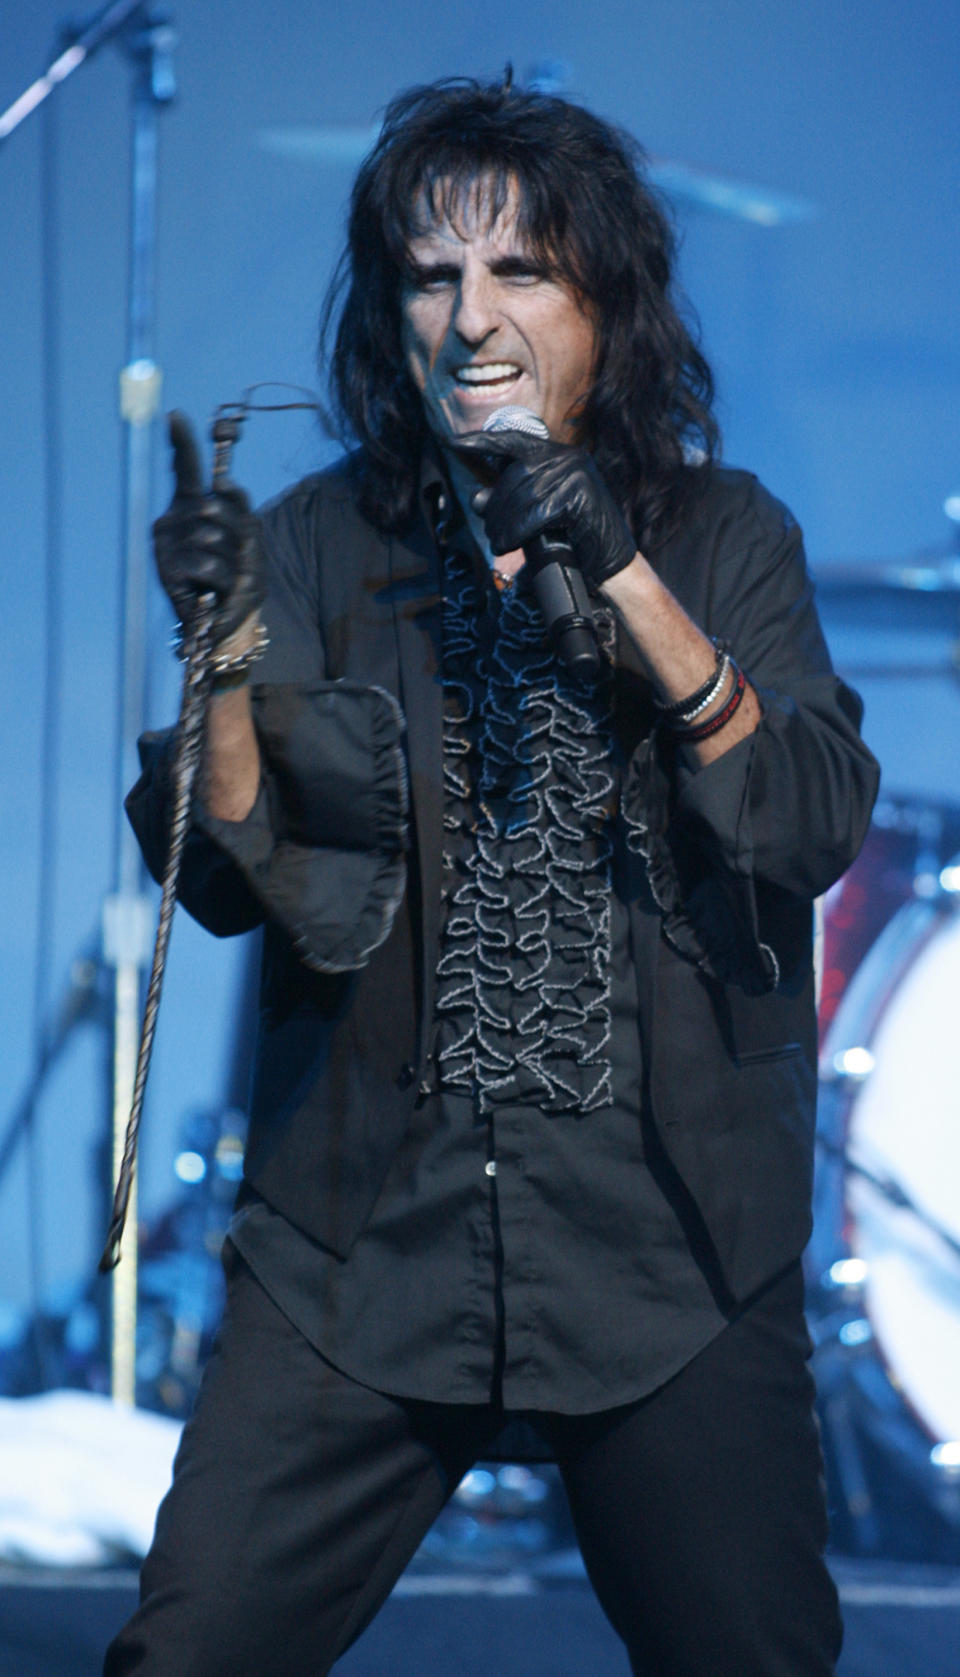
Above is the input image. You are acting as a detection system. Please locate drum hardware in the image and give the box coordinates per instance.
[827,654,960,683]
[814,494,960,602]
[819,1047,876,1084]
[811,1253,960,1560]
[811,804,960,1559]
[0,1104,247,1418]
[416,1463,575,1573]
[133,1104,248,1416]
[822,647,960,685]
[815,1136,960,1268]
[814,515,960,665]
[815,556,960,596]
[817,800,959,1046]
[811,1318,884,1554]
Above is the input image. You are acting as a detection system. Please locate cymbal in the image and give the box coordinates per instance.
[814,555,960,596]
[646,159,815,225]
[832,657,960,682]
[255,126,817,227]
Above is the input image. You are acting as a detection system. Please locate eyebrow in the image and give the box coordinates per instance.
[491,253,547,275]
[405,250,549,279]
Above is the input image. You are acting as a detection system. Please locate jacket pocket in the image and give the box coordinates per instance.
[734,1040,803,1066]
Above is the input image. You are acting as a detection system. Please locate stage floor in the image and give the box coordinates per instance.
[1,1555,959,1676]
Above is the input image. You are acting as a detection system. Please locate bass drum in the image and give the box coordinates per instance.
[809,796,960,1561]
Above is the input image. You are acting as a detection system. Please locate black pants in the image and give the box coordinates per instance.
[104,1255,841,1676]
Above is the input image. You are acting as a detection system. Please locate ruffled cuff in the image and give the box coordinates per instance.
[621,719,779,995]
[195,681,409,973]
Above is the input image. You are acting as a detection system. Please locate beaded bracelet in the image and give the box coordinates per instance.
[655,639,728,723]
[210,618,270,679]
[172,616,269,668]
[173,618,270,689]
[673,662,746,744]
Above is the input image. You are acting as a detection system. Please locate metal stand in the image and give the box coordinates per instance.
[107,6,176,1409]
[1,3,176,1405]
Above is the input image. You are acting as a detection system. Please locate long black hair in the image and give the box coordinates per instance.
[321,76,719,550]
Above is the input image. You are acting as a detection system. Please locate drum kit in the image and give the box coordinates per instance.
[807,546,960,1561]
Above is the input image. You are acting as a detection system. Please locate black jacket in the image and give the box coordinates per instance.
[128,459,879,1302]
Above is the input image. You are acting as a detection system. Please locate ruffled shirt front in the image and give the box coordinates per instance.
[433,547,616,1114]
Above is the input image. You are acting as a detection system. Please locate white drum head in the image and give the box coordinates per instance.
[846,904,960,1443]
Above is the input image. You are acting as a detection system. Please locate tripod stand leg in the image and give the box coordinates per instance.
[111,954,141,1405]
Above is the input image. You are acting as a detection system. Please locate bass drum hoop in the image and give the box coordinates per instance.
[817,865,960,1450]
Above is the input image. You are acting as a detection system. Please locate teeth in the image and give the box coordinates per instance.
[455,363,521,385]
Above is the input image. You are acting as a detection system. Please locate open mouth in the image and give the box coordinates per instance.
[453,362,523,395]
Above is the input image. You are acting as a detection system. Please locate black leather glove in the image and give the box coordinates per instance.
[153,410,266,645]
[453,429,637,592]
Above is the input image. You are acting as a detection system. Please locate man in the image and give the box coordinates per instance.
[107,76,879,1676]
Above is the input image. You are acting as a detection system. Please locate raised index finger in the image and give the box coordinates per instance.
[167,410,205,496]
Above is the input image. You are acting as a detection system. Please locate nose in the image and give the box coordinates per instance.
[451,266,500,346]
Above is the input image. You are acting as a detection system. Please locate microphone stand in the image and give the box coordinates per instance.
[1,3,176,1405]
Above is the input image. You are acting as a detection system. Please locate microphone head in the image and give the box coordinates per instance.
[481,405,549,441]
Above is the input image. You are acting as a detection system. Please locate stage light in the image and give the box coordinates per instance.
[456,1469,497,1505]
[497,1465,550,1504]
[839,1318,872,1347]
[827,1258,869,1289]
[173,1150,207,1184]
[930,1442,960,1474]
[831,1047,875,1080]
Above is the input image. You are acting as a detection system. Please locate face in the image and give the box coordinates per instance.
[399,177,596,450]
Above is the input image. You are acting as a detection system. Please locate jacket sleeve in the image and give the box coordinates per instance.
[621,473,880,992]
[125,477,410,973]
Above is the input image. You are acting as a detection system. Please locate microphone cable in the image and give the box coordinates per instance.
[99,386,321,1271]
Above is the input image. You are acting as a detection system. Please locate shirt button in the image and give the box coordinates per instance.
[484,1160,497,1177]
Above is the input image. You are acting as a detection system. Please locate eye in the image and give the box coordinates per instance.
[495,258,548,285]
[407,262,460,292]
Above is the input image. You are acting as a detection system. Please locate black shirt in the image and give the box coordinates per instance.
[127,455,879,1321]
[228,481,728,1412]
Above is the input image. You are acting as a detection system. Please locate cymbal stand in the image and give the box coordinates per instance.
[1,2,176,1405]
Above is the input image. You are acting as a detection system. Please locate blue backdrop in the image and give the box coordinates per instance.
[1,0,958,1316]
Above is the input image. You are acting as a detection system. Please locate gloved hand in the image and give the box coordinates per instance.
[153,411,266,645]
[453,428,637,592]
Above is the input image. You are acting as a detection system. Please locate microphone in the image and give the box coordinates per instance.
[480,407,602,678]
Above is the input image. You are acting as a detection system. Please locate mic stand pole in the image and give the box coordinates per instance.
[105,8,176,1408]
[1,4,176,1406]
